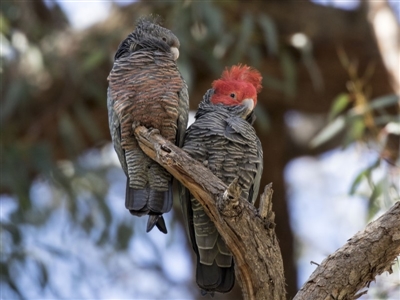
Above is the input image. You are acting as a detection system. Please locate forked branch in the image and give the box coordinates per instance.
[134,125,400,300]
[134,125,286,300]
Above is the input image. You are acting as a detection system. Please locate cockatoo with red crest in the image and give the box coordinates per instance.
[180,65,263,293]
[107,18,189,234]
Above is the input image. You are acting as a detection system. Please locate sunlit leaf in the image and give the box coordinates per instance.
[348,94,399,117]
[349,159,380,195]
[328,93,350,121]
[310,116,346,148]
[0,13,10,34]
[368,183,382,220]
[349,117,365,141]
[342,117,365,148]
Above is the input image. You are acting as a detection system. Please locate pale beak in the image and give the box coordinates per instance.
[242,98,254,115]
[171,47,179,60]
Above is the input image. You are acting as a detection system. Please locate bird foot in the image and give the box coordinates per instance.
[148,127,160,135]
[131,121,141,131]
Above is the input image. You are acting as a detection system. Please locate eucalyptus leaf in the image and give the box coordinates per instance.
[280,50,296,99]
[349,159,380,195]
[36,260,49,288]
[348,94,399,117]
[310,116,346,148]
[229,13,253,64]
[328,93,350,121]
[368,183,382,220]
[258,14,278,56]
[368,94,399,110]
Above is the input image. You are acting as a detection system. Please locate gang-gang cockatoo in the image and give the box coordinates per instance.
[181,65,263,293]
[107,18,189,234]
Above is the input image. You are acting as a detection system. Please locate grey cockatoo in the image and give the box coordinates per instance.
[180,64,263,293]
[107,18,189,234]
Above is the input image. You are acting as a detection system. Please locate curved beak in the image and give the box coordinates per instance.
[242,98,254,115]
[171,47,179,61]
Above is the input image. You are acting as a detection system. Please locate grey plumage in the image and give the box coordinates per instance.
[107,18,189,233]
[181,88,263,293]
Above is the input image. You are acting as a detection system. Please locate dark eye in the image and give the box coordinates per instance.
[162,37,167,42]
[230,93,236,98]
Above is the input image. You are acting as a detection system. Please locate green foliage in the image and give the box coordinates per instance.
[328,93,350,121]
[311,49,399,224]
[311,93,399,149]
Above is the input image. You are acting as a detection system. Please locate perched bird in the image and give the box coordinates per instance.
[181,65,263,293]
[107,18,189,234]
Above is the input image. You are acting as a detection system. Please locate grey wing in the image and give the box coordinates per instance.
[176,78,189,147]
[107,87,128,175]
[179,181,196,252]
[249,138,263,204]
[224,116,258,144]
[224,116,263,204]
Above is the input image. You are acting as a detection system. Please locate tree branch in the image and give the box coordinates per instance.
[134,126,286,300]
[134,125,400,300]
[294,201,400,300]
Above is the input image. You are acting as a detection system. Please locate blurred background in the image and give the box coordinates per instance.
[1,0,399,299]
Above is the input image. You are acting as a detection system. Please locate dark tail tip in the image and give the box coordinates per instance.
[146,215,168,234]
[201,289,215,297]
[196,262,235,294]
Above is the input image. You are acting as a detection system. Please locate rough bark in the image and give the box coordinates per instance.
[294,201,400,300]
[134,126,286,300]
[135,125,400,300]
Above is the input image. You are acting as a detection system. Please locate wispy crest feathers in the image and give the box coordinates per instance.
[137,15,163,27]
[216,64,262,92]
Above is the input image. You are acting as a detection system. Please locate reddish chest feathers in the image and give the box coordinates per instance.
[109,53,182,146]
[211,80,257,106]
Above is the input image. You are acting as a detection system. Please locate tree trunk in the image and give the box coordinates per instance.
[134,126,287,300]
[134,125,400,300]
